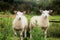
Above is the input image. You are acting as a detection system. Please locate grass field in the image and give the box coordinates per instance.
[0,14,60,40]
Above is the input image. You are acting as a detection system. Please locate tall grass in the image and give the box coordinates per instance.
[30,21,44,40]
[30,27,44,40]
[0,17,14,40]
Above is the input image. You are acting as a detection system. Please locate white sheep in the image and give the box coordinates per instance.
[29,10,53,40]
[12,11,28,40]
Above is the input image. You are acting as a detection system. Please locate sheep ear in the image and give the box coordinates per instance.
[22,11,26,14]
[40,10,43,13]
[14,11,17,14]
[49,10,53,13]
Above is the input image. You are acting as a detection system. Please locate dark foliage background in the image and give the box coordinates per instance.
[0,0,60,15]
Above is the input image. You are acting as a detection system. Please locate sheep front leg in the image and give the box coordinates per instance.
[30,24,33,39]
[24,29,27,38]
[30,29,32,39]
[13,30,17,40]
[14,31,17,36]
[13,30,17,36]
[44,30,47,40]
[20,31,23,40]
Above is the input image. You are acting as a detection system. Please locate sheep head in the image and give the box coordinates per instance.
[14,11,23,20]
[40,10,53,18]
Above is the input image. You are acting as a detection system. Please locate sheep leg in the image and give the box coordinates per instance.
[44,30,47,40]
[24,29,27,38]
[30,24,33,39]
[13,30,17,36]
[14,31,17,36]
[20,31,23,40]
[30,29,32,39]
[13,30,17,40]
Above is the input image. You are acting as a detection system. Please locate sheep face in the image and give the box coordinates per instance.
[40,10,52,18]
[16,11,23,20]
[42,10,49,18]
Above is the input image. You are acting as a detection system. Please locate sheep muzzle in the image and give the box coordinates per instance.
[19,18,21,20]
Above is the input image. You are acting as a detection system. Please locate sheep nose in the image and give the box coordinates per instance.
[19,18,21,20]
[45,16,47,18]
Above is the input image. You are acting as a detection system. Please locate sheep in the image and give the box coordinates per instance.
[29,10,53,40]
[12,11,28,40]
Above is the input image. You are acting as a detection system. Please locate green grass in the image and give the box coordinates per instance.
[49,15,60,20]
[0,14,60,40]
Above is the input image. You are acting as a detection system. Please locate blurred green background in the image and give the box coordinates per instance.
[0,0,60,40]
